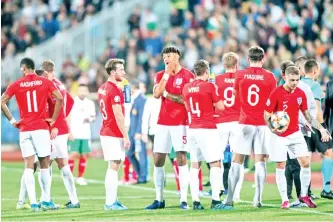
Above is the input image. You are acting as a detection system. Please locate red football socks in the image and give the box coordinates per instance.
[78,157,86,178]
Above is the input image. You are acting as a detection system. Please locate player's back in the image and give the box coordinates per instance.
[98,81,124,137]
[8,74,56,131]
[235,67,276,125]
[183,80,217,129]
[215,72,241,123]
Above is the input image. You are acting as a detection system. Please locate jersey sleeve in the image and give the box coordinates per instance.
[311,82,323,101]
[47,79,58,94]
[154,72,163,85]
[300,90,308,112]
[4,82,17,98]
[111,89,122,105]
[265,90,278,113]
[209,83,220,103]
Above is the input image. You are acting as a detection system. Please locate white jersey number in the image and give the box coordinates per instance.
[26,90,38,112]
[248,84,260,106]
[189,97,201,117]
[223,87,235,107]
[99,99,108,120]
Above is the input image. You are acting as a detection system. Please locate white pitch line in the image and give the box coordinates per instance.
[2,167,333,217]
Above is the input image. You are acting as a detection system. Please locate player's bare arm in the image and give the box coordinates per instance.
[46,90,63,126]
[165,93,184,104]
[214,100,225,111]
[112,104,130,150]
[303,110,331,142]
[1,93,19,128]
[315,100,325,123]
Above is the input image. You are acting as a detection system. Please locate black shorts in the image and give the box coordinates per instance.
[306,125,333,154]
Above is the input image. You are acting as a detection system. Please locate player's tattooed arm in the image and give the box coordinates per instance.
[264,111,273,130]
[303,110,332,141]
[165,93,184,104]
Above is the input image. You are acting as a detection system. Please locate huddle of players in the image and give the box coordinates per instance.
[3,45,332,212]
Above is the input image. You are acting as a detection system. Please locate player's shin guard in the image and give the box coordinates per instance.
[276,168,288,202]
[226,163,241,204]
[61,165,79,204]
[234,165,244,200]
[190,168,200,202]
[253,162,266,204]
[210,167,222,201]
[300,167,311,197]
[24,169,37,204]
[154,166,165,202]
[18,173,27,203]
[321,158,333,192]
[40,168,51,202]
[179,165,189,203]
[105,168,118,205]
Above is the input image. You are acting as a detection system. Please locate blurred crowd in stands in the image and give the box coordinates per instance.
[2,0,333,96]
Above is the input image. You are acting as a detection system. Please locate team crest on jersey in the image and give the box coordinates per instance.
[175,78,183,85]
[114,95,120,102]
[297,97,302,105]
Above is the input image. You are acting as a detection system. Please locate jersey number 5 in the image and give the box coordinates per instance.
[99,99,108,120]
[189,97,201,117]
[26,90,38,112]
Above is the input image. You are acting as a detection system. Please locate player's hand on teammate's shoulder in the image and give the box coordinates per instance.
[50,127,58,140]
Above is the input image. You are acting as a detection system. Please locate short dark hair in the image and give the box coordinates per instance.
[280,61,295,75]
[35,69,45,76]
[304,59,319,74]
[193,59,209,76]
[161,45,181,57]
[78,84,88,87]
[105,58,125,75]
[285,66,300,76]
[248,46,264,62]
[20,57,35,69]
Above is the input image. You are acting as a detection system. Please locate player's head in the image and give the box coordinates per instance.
[284,66,300,90]
[193,59,210,81]
[247,46,265,66]
[78,84,89,100]
[294,56,308,77]
[222,52,239,71]
[280,61,295,77]
[161,45,181,65]
[304,59,320,80]
[35,69,47,78]
[20,57,35,76]
[105,58,125,81]
[41,59,55,80]
[130,80,140,93]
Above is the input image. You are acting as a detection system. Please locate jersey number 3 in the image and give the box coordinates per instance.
[99,99,108,120]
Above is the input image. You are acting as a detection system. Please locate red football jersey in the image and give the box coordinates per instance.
[265,86,308,137]
[4,73,58,132]
[154,67,195,126]
[182,80,221,129]
[234,67,276,125]
[215,72,241,123]
[98,81,125,138]
[47,78,74,135]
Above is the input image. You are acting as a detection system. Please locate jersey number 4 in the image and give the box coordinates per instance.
[26,90,38,112]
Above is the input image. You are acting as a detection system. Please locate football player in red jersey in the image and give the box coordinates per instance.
[264,66,331,208]
[98,58,130,210]
[1,57,63,211]
[39,61,80,209]
[146,46,195,210]
[222,46,277,209]
[182,59,230,210]
[215,52,244,201]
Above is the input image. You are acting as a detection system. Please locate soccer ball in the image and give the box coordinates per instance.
[270,111,290,130]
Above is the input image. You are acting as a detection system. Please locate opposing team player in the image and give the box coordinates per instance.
[68,84,96,186]
[41,60,80,208]
[146,46,194,210]
[1,58,63,211]
[182,59,228,210]
[222,46,277,209]
[264,66,331,208]
[98,58,130,210]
